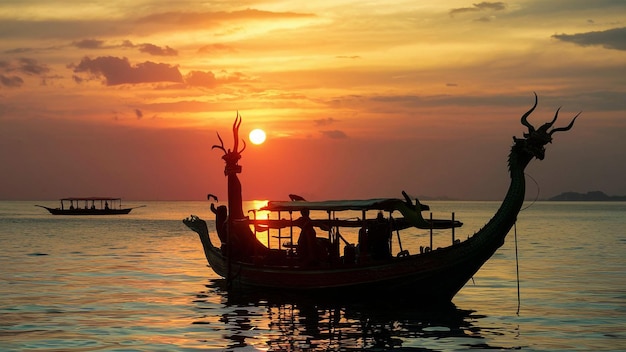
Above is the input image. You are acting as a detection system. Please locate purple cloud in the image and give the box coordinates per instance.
[71,56,183,85]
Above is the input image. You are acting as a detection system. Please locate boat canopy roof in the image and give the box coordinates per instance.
[61,197,122,201]
[260,198,406,212]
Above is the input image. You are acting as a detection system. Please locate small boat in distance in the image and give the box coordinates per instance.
[36,197,144,215]
[184,94,579,302]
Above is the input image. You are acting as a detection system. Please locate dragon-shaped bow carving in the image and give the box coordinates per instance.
[212,112,247,175]
[515,92,580,160]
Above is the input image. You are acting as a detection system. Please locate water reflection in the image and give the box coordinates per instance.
[192,279,520,351]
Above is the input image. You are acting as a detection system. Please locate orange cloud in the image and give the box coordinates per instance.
[185,70,248,88]
[136,9,316,29]
[198,43,237,54]
[185,70,217,88]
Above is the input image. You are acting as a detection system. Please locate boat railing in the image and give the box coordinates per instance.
[248,208,462,260]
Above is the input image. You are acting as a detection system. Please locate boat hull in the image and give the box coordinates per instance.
[202,234,499,302]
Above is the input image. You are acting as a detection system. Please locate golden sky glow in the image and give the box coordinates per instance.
[1,1,625,201]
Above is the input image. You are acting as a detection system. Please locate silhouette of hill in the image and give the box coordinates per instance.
[548,191,626,201]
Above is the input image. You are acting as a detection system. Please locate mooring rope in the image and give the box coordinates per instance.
[513,172,540,314]
[522,172,540,211]
[514,222,521,315]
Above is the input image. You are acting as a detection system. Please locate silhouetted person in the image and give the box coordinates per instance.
[358,226,369,261]
[296,209,318,265]
[211,203,229,249]
[369,212,391,260]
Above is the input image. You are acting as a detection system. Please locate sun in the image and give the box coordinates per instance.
[249,128,266,145]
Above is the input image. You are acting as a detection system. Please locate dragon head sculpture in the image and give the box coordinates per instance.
[212,112,247,175]
[515,93,580,160]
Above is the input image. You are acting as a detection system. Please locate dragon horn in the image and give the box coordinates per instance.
[232,111,241,153]
[546,106,561,129]
[549,112,580,135]
[211,132,226,153]
[521,92,538,132]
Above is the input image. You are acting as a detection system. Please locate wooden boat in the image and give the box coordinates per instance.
[184,93,579,301]
[36,197,144,215]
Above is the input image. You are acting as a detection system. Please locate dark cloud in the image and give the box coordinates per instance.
[507,0,626,18]
[17,58,50,75]
[71,39,178,56]
[138,43,178,56]
[314,117,338,126]
[336,56,360,59]
[71,56,183,85]
[4,47,38,54]
[326,90,626,114]
[552,27,626,51]
[449,2,506,17]
[0,58,49,87]
[0,74,24,88]
[320,130,347,139]
[72,39,105,49]
[473,1,506,10]
[1,58,50,75]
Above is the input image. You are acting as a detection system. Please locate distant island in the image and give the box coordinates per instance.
[548,191,626,201]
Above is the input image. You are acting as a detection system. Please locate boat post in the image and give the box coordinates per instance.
[289,211,294,252]
[361,210,367,261]
[278,211,282,249]
[267,213,271,249]
[226,211,232,289]
[452,212,456,244]
[429,212,433,250]
[327,210,332,241]
[392,212,403,254]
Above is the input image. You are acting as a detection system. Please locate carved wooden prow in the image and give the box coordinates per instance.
[212,112,247,220]
[515,92,580,160]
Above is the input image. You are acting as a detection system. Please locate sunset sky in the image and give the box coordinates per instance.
[1,0,625,202]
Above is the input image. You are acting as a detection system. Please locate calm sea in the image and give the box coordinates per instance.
[1,200,624,351]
